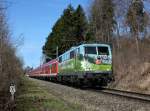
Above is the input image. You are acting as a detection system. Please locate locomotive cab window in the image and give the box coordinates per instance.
[98,46,109,55]
[85,46,96,54]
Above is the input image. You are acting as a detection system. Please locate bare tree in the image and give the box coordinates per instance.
[126,0,149,54]
[89,0,116,43]
[0,2,23,110]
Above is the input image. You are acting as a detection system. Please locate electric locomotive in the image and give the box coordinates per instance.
[58,43,113,86]
[29,43,113,86]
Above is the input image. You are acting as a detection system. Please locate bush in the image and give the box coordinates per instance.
[112,37,150,92]
[0,3,23,110]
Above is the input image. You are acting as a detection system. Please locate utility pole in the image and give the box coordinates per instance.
[43,46,58,62]
[56,46,58,59]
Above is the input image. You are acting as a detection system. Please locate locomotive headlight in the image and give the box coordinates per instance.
[107,68,110,71]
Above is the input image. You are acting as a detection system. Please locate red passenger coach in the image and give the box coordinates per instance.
[29,59,58,78]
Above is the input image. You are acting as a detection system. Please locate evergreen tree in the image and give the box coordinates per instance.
[43,16,66,59]
[43,4,89,60]
[60,4,75,51]
[73,5,88,42]
[43,5,75,59]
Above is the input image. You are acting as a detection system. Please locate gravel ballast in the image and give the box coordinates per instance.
[29,78,150,111]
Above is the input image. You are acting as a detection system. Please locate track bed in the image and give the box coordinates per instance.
[28,77,150,111]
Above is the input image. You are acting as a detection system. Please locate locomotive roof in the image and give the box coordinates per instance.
[81,43,110,47]
[58,43,111,57]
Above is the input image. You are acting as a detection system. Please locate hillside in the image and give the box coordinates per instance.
[110,39,150,94]
[111,62,150,94]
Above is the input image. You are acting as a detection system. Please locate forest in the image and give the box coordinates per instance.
[43,0,149,59]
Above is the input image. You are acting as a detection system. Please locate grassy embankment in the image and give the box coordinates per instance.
[16,77,82,111]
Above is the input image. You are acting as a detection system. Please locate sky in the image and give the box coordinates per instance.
[7,0,90,68]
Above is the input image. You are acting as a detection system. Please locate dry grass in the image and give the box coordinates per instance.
[111,38,150,94]
[15,77,82,111]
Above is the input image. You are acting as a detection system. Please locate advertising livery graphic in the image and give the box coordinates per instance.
[58,44,112,74]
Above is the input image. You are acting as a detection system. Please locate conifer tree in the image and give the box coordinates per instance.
[43,4,89,61]
[61,4,75,50]
[73,5,88,43]
[43,5,75,59]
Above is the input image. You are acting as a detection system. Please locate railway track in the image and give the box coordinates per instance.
[31,78,150,103]
[91,88,150,102]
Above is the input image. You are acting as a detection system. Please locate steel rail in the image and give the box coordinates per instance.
[91,88,150,102]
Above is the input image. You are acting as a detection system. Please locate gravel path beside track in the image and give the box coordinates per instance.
[29,78,150,111]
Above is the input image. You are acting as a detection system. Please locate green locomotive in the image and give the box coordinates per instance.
[57,43,113,86]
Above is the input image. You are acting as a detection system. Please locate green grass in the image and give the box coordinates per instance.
[16,77,82,111]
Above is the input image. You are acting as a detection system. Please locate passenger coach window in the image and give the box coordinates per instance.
[85,47,96,54]
[98,47,109,55]
[70,51,75,59]
[77,48,80,54]
[59,57,62,63]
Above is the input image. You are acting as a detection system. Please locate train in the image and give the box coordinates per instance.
[28,43,114,86]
